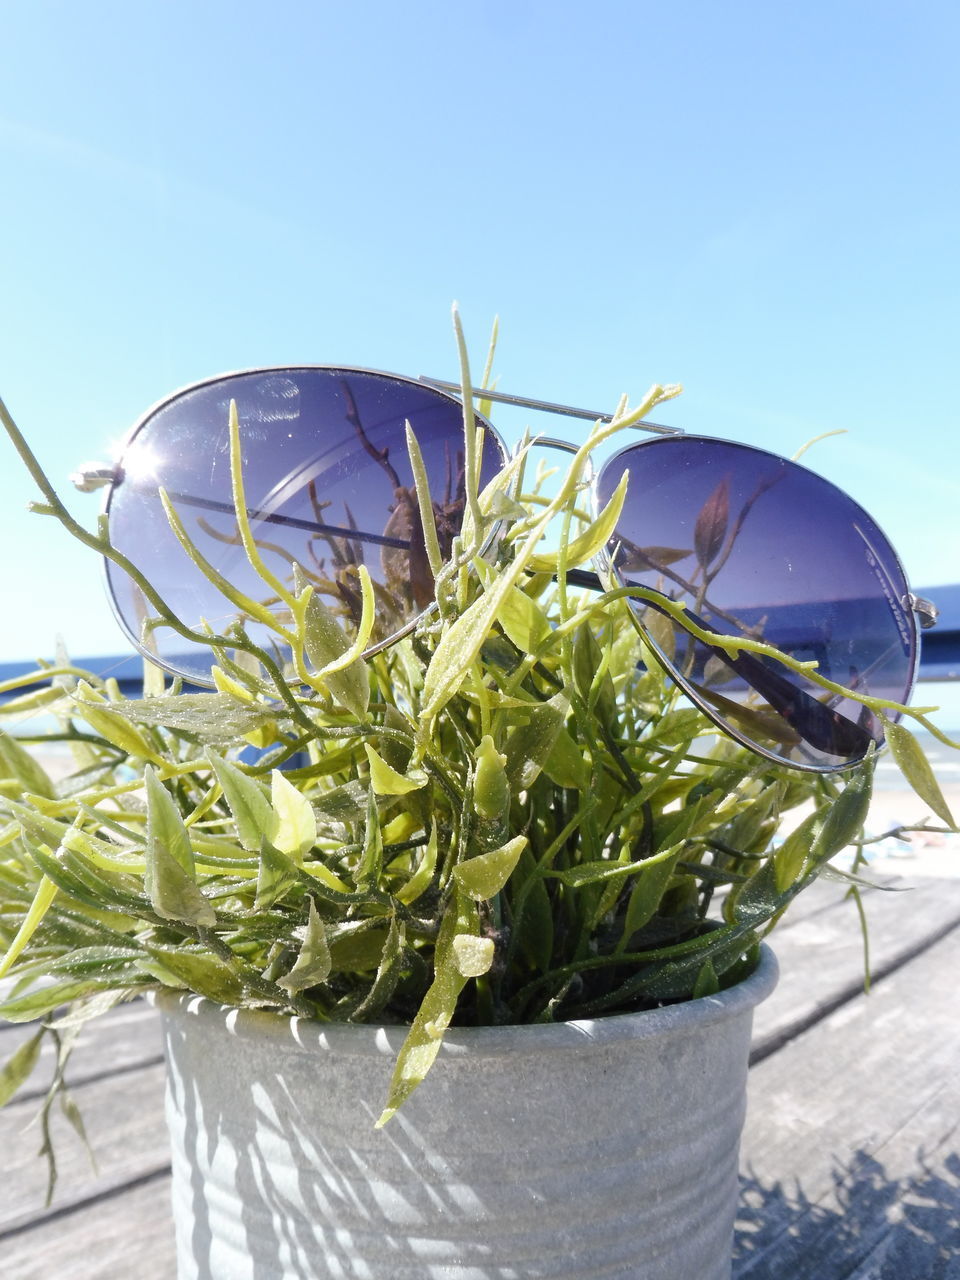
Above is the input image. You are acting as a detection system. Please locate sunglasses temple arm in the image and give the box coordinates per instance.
[419,378,682,436]
[562,569,873,756]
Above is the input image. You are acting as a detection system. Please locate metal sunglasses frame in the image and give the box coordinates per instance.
[72,366,938,773]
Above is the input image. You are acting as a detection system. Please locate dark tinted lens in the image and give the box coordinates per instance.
[597,436,917,770]
[106,369,505,683]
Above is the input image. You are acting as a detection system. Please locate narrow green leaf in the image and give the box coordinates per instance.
[71,683,161,762]
[528,470,629,572]
[773,812,820,893]
[454,834,527,900]
[885,720,956,828]
[497,586,552,652]
[355,788,383,888]
[255,838,300,910]
[143,948,244,1004]
[277,898,332,992]
[620,849,682,945]
[144,769,215,927]
[395,819,439,905]
[206,751,274,852]
[302,590,370,719]
[376,891,476,1125]
[692,957,720,998]
[473,736,510,820]
[542,726,589,789]
[0,729,56,800]
[364,744,427,796]
[809,765,873,866]
[0,1028,45,1106]
[503,693,570,793]
[0,874,58,979]
[350,916,405,1020]
[0,981,97,1023]
[270,770,317,862]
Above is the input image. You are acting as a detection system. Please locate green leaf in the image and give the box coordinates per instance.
[109,693,281,743]
[510,847,553,970]
[692,957,720,998]
[350,915,405,1020]
[503,693,570,793]
[885,720,956,828]
[0,873,58,980]
[364,744,427,796]
[773,812,820,892]
[302,590,370,719]
[809,765,873,866]
[71,683,161,762]
[143,948,244,1004]
[620,849,682,945]
[255,839,301,910]
[0,729,56,799]
[473,735,510,820]
[0,1028,45,1106]
[270,770,317,862]
[355,788,383,889]
[0,980,97,1023]
[277,898,332,992]
[497,586,552,652]
[452,933,495,978]
[328,921,390,972]
[542,726,589,789]
[206,751,274,852]
[528,470,629,572]
[376,891,476,1125]
[454,835,527,900]
[395,820,439,905]
[144,769,215,927]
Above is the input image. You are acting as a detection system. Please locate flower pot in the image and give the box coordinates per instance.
[155,945,777,1280]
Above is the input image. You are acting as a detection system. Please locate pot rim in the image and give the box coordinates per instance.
[150,943,778,1061]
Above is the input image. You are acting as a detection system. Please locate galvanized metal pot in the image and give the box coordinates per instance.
[155,945,777,1280]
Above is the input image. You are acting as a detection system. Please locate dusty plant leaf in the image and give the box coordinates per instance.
[364,744,427,796]
[454,835,526,900]
[0,730,56,800]
[885,720,956,828]
[207,751,274,852]
[255,838,300,910]
[503,694,569,793]
[0,1028,44,1105]
[277,898,332,992]
[270,770,317,862]
[452,933,495,978]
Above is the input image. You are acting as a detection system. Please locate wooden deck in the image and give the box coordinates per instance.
[1,870,958,1279]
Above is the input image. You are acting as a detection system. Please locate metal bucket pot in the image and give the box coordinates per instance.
[156,945,777,1279]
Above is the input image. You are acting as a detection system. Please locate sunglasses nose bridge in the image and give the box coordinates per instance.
[533,436,579,456]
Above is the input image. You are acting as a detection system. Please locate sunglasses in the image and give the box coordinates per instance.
[72,366,937,774]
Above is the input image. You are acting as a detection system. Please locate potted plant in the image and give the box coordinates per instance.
[0,318,954,1279]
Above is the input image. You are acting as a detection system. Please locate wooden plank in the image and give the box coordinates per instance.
[0,1060,169,1233]
[0,998,164,1107]
[0,1172,176,1280]
[735,925,960,1278]
[752,876,960,1059]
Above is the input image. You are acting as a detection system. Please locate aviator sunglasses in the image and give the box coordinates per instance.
[72,367,938,774]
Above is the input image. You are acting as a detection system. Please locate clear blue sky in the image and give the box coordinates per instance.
[1,1,958,688]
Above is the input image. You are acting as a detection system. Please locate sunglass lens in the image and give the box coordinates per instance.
[597,436,917,769]
[105,369,504,684]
